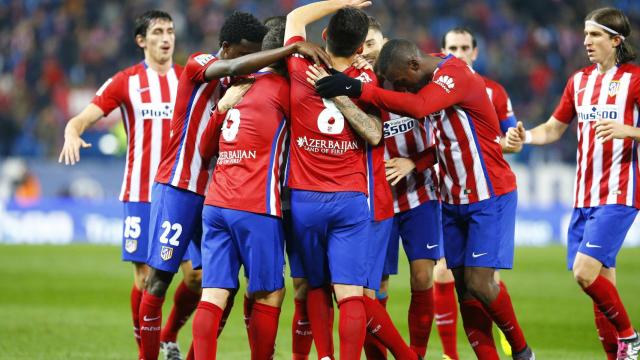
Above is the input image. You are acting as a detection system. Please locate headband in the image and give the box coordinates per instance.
[585,20,626,40]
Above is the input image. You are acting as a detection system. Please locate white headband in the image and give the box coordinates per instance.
[585,20,626,40]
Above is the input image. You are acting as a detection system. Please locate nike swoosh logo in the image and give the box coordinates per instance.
[137,87,150,93]
[297,320,310,326]
[426,244,439,249]
[345,85,352,89]
[143,315,161,322]
[585,242,602,248]
[472,252,487,258]
[434,312,451,320]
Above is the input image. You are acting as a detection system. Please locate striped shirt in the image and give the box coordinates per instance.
[92,62,181,202]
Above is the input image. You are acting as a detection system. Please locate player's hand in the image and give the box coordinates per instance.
[315,71,363,98]
[505,121,525,149]
[58,132,91,165]
[306,64,330,87]
[385,157,416,186]
[352,55,373,70]
[337,0,372,9]
[293,41,333,68]
[595,119,630,142]
[217,79,254,113]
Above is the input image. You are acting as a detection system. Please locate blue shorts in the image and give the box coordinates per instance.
[442,191,517,269]
[366,218,393,291]
[284,209,306,278]
[383,200,443,276]
[567,205,638,269]
[122,202,151,263]
[291,190,370,288]
[201,205,285,293]
[147,183,204,273]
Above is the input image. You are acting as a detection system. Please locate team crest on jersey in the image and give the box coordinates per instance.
[608,80,620,97]
[160,246,173,261]
[125,239,137,253]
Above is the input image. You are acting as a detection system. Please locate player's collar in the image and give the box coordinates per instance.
[436,54,454,68]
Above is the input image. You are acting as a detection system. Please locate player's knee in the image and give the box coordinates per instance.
[254,288,286,307]
[146,269,173,297]
[463,275,493,301]
[292,278,309,300]
[183,270,202,292]
[573,268,596,289]
[410,269,433,290]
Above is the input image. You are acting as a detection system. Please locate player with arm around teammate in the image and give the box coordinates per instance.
[192,23,291,360]
[315,38,535,360]
[138,11,330,360]
[506,7,640,360]
[58,11,182,359]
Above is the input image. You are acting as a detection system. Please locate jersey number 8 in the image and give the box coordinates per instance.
[317,99,344,134]
[222,109,241,141]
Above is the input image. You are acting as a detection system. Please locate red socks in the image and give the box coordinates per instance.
[249,302,281,360]
[307,287,335,359]
[484,284,527,353]
[337,296,367,360]
[459,299,499,360]
[434,281,458,359]
[292,298,313,359]
[408,288,434,357]
[139,291,164,360]
[594,302,618,360]
[244,295,255,346]
[363,296,388,360]
[584,275,635,339]
[217,293,235,337]
[363,296,417,360]
[192,301,223,360]
[160,281,201,343]
[131,285,143,353]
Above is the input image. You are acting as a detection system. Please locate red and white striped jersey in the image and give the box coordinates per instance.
[360,54,516,205]
[155,53,223,195]
[383,112,439,213]
[92,62,181,203]
[200,72,290,217]
[553,63,640,209]
[367,140,395,221]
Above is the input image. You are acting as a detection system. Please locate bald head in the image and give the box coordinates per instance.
[376,39,420,75]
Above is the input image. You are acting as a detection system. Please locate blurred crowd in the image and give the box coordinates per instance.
[2,0,640,162]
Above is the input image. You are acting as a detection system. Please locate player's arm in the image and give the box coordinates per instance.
[284,0,371,42]
[58,104,104,165]
[505,117,569,149]
[386,146,437,186]
[331,96,382,145]
[204,43,331,81]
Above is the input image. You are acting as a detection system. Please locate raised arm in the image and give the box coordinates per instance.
[332,96,382,145]
[284,0,371,42]
[204,43,331,81]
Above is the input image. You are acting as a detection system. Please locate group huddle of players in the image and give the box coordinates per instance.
[59,1,640,360]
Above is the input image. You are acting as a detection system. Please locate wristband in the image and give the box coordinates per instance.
[524,130,532,144]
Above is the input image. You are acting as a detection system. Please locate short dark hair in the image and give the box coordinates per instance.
[586,7,636,64]
[219,11,269,46]
[134,10,172,38]
[376,39,420,75]
[441,27,477,49]
[263,15,286,28]
[368,15,382,32]
[262,24,286,73]
[326,7,369,57]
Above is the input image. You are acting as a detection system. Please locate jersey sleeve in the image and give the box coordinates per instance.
[490,82,517,134]
[91,71,127,115]
[408,145,438,173]
[186,53,218,83]
[360,66,468,120]
[199,110,225,161]
[277,80,291,120]
[552,76,576,124]
[285,36,314,75]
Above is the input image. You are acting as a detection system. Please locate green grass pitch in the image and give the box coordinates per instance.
[1,244,639,359]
